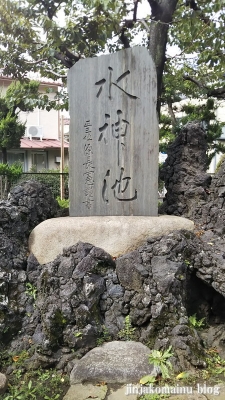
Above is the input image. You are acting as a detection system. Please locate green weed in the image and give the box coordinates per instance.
[148,346,174,379]
[188,314,205,329]
[25,283,38,301]
[97,325,112,346]
[118,315,136,341]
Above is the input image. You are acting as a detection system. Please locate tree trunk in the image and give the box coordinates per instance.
[2,148,7,164]
[148,0,178,114]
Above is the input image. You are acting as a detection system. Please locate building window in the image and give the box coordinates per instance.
[31,152,47,171]
[0,151,25,170]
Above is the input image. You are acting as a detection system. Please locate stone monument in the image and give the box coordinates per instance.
[68,46,159,216]
[29,48,195,265]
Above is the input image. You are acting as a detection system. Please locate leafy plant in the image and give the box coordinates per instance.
[205,349,225,377]
[3,386,24,400]
[139,375,156,385]
[17,169,69,200]
[189,314,205,329]
[56,196,69,208]
[4,380,37,400]
[12,350,29,366]
[44,395,60,400]
[160,99,225,165]
[97,325,112,346]
[74,332,83,338]
[148,346,174,379]
[25,283,38,301]
[139,393,170,400]
[176,371,190,380]
[3,367,69,400]
[0,162,23,198]
[118,315,136,341]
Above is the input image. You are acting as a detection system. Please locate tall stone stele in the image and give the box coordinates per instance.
[68,46,159,216]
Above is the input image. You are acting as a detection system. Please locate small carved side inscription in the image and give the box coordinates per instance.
[83,120,94,209]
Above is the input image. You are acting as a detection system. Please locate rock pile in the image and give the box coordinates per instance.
[159,121,211,219]
[1,230,225,374]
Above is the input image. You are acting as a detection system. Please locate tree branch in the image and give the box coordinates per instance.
[167,99,176,127]
[59,46,82,62]
[54,52,74,68]
[54,47,83,68]
[183,75,225,99]
[147,0,160,15]
[185,0,210,25]
[39,0,65,20]
[119,28,130,48]
[133,0,139,22]
[45,69,67,79]
[183,74,205,89]
[25,58,48,65]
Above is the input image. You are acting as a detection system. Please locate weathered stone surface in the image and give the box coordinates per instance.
[62,383,225,400]
[68,47,159,216]
[70,341,155,384]
[159,121,211,219]
[0,180,59,270]
[159,122,225,235]
[3,228,225,373]
[63,383,107,400]
[206,383,225,399]
[28,215,194,264]
[1,178,225,376]
[107,385,138,400]
[200,157,225,233]
[0,180,60,345]
[0,372,7,395]
[169,393,207,400]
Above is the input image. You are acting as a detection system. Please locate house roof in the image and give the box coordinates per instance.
[0,74,61,88]
[20,138,69,149]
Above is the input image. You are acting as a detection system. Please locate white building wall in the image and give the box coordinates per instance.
[19,108,59,140]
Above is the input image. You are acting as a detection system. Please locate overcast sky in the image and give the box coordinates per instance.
[135,0,150,18]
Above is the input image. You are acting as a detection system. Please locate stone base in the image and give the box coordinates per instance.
[29,215,194,265]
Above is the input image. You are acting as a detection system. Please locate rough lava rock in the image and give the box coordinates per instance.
[2,231,225,373]
[0,152,225,378]
[159,121,211,219]
[159,121,225,235]
[0,180,59,344]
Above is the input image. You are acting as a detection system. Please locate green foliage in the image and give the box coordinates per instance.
[139,375,156,385]
[74,332,83,338]
[17,169,69,199]
[0,100,25,157]
[118,315,136,341]
[0,0,224,122]
[0,162,23,198]
[56,196,69,208]
[148,346,174,379]
[0,0,129,80]
[97,325,112,346]
[25,283,38,301]
[159,113,176,154]
[2,365,69,400]
[204,349,225,378]
[139,395,168,400]
[160,99,225,165]
[0,80,50,163]
[215,154,225,172]
[0,162,23,179]
[188,314,206,329]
